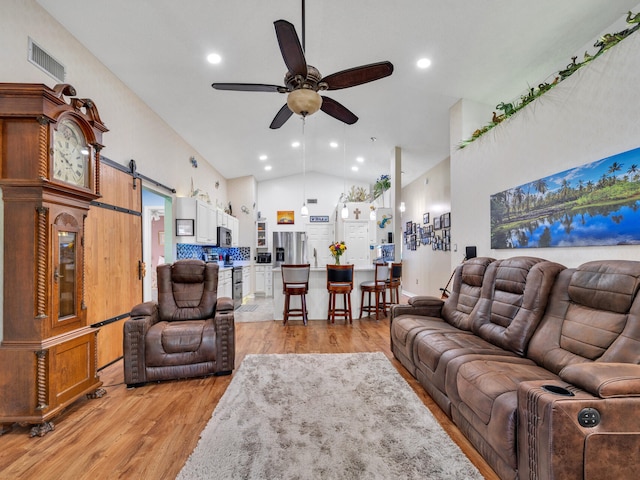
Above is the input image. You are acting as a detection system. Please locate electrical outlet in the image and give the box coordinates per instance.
[416,279,419,285]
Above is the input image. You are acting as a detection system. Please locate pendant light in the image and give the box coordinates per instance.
[341,124,349,219]
[300,117,309,216]
[341,204,349,219]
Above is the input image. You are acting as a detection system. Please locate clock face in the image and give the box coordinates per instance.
[53,118,89,188]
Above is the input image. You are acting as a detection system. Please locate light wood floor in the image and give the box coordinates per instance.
[0,314,499,479]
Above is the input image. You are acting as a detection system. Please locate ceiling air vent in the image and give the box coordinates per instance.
[28,38,66,82]
[307,199,318,204]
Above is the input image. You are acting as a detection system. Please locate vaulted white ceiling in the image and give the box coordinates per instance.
[37,0,640,187]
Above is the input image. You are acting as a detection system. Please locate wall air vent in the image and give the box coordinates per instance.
[307,199,318,204]
[28,37,66,83]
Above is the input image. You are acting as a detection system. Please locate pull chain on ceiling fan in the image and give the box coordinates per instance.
[211,0,393,129]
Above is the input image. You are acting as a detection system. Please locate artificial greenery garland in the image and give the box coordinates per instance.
[458,11,640,149]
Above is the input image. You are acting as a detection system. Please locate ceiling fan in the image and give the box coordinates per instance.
[211,8,393,129]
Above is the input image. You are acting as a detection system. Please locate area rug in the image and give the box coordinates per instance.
[177,352,483,480]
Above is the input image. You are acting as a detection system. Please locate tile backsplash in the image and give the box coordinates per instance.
[177,244,251,262]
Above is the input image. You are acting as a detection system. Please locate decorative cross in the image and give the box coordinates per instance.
[353,208,361,219]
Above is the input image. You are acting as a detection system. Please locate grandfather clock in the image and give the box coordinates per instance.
[0,83,108,436]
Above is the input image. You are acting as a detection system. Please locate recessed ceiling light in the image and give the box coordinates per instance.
[330,141,338,148]
[351,166,359,171]
[207,53,222,64]
[356,156,364,163]
[264,165,272,171]
[259,154,268,161]
[291,141,300,148]
[417,58,431,69]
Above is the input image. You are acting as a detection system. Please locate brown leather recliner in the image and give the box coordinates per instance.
[123,259,235,387]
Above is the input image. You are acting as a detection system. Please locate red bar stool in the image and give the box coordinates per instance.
[326,264,354,324]
[359,263,390,319]
[281,264,310,325]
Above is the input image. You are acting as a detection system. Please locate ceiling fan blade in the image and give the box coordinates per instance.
[211,83,286,93]
[322,61,394,90]
[269,104,294,129]
[274,20,307,77]
[320,96,358,125]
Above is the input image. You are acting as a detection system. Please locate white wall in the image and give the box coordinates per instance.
[400,158,453,297]
[257,171,370,234]
[450,28,640,270]
[0,0,228,203]
[227,175,257,248]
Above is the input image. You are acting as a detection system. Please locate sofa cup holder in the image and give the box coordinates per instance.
[541,384,574,396]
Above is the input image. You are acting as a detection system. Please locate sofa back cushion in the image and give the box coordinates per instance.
[472,257,565,355]
[528,260,640,373]
[158,259,218,321]
[442,257,495,330]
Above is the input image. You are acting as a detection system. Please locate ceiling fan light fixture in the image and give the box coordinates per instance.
[287,88,322,117]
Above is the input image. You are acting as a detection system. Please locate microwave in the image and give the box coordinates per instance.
[256,253,271,263]
[217,226,232,248]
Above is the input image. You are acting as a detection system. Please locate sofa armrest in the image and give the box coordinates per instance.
[131,301,158,317]
[559,362,640,398]
[123,302,159,385]
[216,296,234,313]
[517,379,640,479]
[409,295,444,308]
[390,296,444,321]
[213,304,235,373]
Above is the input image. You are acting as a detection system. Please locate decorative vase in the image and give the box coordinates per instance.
[335,256,341,265]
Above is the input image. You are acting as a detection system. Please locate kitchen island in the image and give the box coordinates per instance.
[272,265,375,322]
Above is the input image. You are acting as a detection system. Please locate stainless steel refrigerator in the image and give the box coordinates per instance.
[272,231,308,267]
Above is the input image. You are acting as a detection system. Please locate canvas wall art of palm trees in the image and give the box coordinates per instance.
[490,147,640,248]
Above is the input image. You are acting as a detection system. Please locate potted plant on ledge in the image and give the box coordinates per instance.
[373,174,391,207]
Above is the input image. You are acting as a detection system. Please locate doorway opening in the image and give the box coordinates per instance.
[142,186,173,302]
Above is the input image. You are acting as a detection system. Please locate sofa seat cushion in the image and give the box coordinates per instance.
[443,355,559,474]
[390,315,463,374]
[412,330,516,415]
[453,357,558,425]
[414,330,505,377]
[145,320,216,367]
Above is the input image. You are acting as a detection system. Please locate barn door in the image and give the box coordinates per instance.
[84,159,143,369]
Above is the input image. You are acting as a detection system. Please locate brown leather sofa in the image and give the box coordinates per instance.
[390,257,640,479]
[123,259,235,387]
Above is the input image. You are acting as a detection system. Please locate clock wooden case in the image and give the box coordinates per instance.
[0,83,108,436]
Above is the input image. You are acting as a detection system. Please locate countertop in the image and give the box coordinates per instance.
[271,265,375,272]
[209,260,252,271]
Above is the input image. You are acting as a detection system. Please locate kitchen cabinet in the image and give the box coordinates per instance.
[196,201,217,244]
[216,209,227,227]
[175,198,217,245]
[242,266,251,299]
[228,215,239,247]
[255,265,273,297]
[256,220,268,249]
[218,268,232,299]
